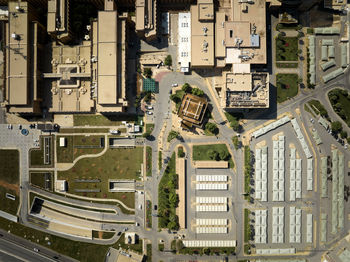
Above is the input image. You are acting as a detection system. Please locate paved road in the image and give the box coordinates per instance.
[0,229,75,262]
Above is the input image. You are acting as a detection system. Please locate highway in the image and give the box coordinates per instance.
[0,229,76,262]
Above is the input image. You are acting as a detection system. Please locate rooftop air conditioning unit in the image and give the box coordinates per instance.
[15,6,23,12]
[11,33,20,40]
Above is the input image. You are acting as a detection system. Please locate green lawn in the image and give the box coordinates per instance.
[276,74,299,103]
[30,136,54,167]
[171,90,185,111]
[244,208,251,242]
[192,144,234,168]
[146,244,152,262]
[57,147,143,208]
[276,62,298,68]
[308,99,329,120]
[276,37,298,61]
[146,146,152,177]
[0,149,19,184]
[146,200,152,228]
[145,124,155,134]
[114,233,143,254]
[328,89,350,127]
[56,135,104,163]
[158,150,162,170]
[0,149,19,215]
[59,128,109,133]
[92,231,115,239]
[73,114,141,126]
[0,186,19,215]
[30,172,53,191]
[158,153,179,230]
[244,146,252,196]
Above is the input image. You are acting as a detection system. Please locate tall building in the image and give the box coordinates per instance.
[135,0,158,39]
[4,0,45,114]
[47,0,72,44]
[93,0,129,112]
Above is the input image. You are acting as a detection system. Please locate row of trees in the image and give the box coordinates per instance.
[329,89,350,127]
[206,148,229,161]
[181,83,205,97]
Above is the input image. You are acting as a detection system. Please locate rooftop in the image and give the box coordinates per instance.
[178,93,208,127]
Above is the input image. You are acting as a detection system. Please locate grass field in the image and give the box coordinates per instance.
[74,114,142,126]
[146,244,152,262]
[244,208,251,242]
[115,233,143,254]
[57,147,143,208]
[59,128,110,133]
[30,136,54,167]
[276,62,298,68]
[146,146,152,176]
[308,99,329,120]
[145,124,155,134]
[92,231,115,239]
[192,144,234,168]
[0,149,20,215]
[0,149,19,184]
[276,74,298,103]
[328,89,350,126]
[30,172,53,191]
[276,37,298,61]
[146,200,152,228]
[56,135,104,163]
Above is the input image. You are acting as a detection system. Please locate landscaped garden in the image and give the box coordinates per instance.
[73,114,142,126]
[276,36,298,61]
[146,146,152,176]
[158,153,179,230]
[57,147,143,208]
[307,99,329,120]
[276,74,299,103]
[146,200,152,228]
[192,144,234,168]
[30,172,53,191]
[30,136,54,167]
[328,88,350,127]
[56,135,105,163]
[0,149,20,215]
[244,146,252,201]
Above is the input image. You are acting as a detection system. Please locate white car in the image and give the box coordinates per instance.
[147,105,153,110]
[172,83,178,87]
[147,111,153,115]
[33,248,39,252]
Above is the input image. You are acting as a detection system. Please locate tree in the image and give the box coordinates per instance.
[331,121,342,133]
[144,92,152,103]
[219,149,229,160]
[144,68,152,78]
[341,130,348,139]
[143,131,151,138]
[232,136,240,150]
[164,55,172,67]
[276,23,282,31]
[205,122,218,135]
[191,88,204,97]
[167,221,178,230]
[181,83,191,93]
[170,94,180,104]
[176,240,184,251]
[207,149,219,160]
[230,118,241,132]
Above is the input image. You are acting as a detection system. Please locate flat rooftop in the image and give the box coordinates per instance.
[226,73,252,92]
[97,11,118,105]
[191,3,214,67]
[198,0,214,21]
[225,21,251,47]
[178,93,208,126]
[7,1,29,105]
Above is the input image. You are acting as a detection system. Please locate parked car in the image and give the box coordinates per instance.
[33,248,39,252]
[154,205,157,210]
[147,111,153,115]
[171,83,178,87]
[146,105,153,110]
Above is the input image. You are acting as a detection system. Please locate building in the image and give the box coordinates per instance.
[47,0,72,43]
[178,93,208,129]
[190,0,215,67]
[178,12,191,72]
[135,0,158,39]
[4,0,45,114]
[324,0,347,10]
[92,0,129,112]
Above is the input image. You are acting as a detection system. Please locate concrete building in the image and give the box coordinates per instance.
[47,0,72,43]
[92,1,129,112]
[324,0,347,10]
[4,0,46,114]
[178,93,208,129]
[135,0,158,39]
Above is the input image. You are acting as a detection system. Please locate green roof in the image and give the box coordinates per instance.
[143,78,159,93]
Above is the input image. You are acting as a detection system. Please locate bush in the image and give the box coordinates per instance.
[144,68,152,78]
[181,83,191,93]
[331,121,343,133]
[164,55,172,67]
[205,122,219,135]
[341,130,348,139]
[191,88,204,97]
[178,146,185,158]
[232,136,240,150]
[167,130,179,142]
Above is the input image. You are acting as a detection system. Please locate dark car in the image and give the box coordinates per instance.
[154,205,157,210]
